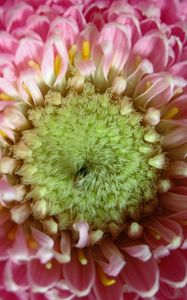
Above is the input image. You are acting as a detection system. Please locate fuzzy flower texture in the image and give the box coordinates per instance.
[1,0,187,299]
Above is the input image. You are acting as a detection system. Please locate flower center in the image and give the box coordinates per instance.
[14,84,163,232]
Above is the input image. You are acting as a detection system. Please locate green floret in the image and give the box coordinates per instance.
[15,84,162,231]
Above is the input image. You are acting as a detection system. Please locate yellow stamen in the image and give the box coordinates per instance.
[149,229,161,240]
[8,227,17,240]
[0,93,13,101]
[54,54,62,76]
[45,261,52,269]
[68,45,77,65]
[0,129,7,138]
[82,41,90,60]
[97,266,116,286]
[78,249,88,265]
[135,55,142,67]
[163,107,179,119]
[28,60,40,71]
[146,81,152,90]
[28,239,38,250]
[22,83,32,99]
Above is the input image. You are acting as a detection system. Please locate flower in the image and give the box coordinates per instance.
[0,0,187,299]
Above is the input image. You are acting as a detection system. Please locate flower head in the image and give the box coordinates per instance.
[0,0,187,299]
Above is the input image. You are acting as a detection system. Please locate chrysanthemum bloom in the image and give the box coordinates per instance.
[0,0,187,299]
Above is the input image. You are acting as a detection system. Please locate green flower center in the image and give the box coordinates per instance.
[14,84,162,231]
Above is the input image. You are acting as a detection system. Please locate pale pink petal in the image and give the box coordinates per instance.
[73,221,89,248]
[31,227,54,249]
[0,78,20,101]
[123,244,152,262]
[31,227,54,263]
[100,238,125,277]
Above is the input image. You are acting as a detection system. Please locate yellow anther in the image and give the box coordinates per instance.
[28,239,38,250]
[135,55,142,67]
[28,60,40,71]
[149,229,161,240]
[0,93,13,101]
[97,266,116,287]
[146,81,152,90]
[68,45,77,65]
[0,129,7,138]
[163,107,179,119]
[82,41,90,60]
[22,83,32,99]
[8,227,17,240]
[45,261,52,269]
[78,249,88,265]
[54,54,62,76]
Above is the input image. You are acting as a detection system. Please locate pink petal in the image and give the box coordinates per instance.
[132,33,168,71]
[4,260,28,290]
[28,259,61,290]
[0,290,28,300]
[100,238,125,277]
[123,244,152,262]
[41,36,68,90]
[121,256,159,298]
[48,17,78,47]
[63,249,95,297]
[143,217,183,250]
[8,226,29,261]
[26,15,50,41]
[94,275,123,300]
[160,192,187,212]
[15,35,43,70]
[160,250,187,288]
[0,77,20,100]
[5,2,33,32]
[0,31,18,54]
[163,127,187,149]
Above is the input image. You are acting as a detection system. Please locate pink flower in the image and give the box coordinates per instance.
[0,0,187,299]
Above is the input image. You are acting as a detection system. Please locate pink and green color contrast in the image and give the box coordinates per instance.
[0,0,187,299]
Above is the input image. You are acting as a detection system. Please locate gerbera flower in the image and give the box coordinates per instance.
[0,0,187,299]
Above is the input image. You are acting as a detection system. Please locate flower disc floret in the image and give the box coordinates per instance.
[14,84,162,231]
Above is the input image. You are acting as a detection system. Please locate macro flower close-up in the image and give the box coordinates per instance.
[0,0,187,299]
